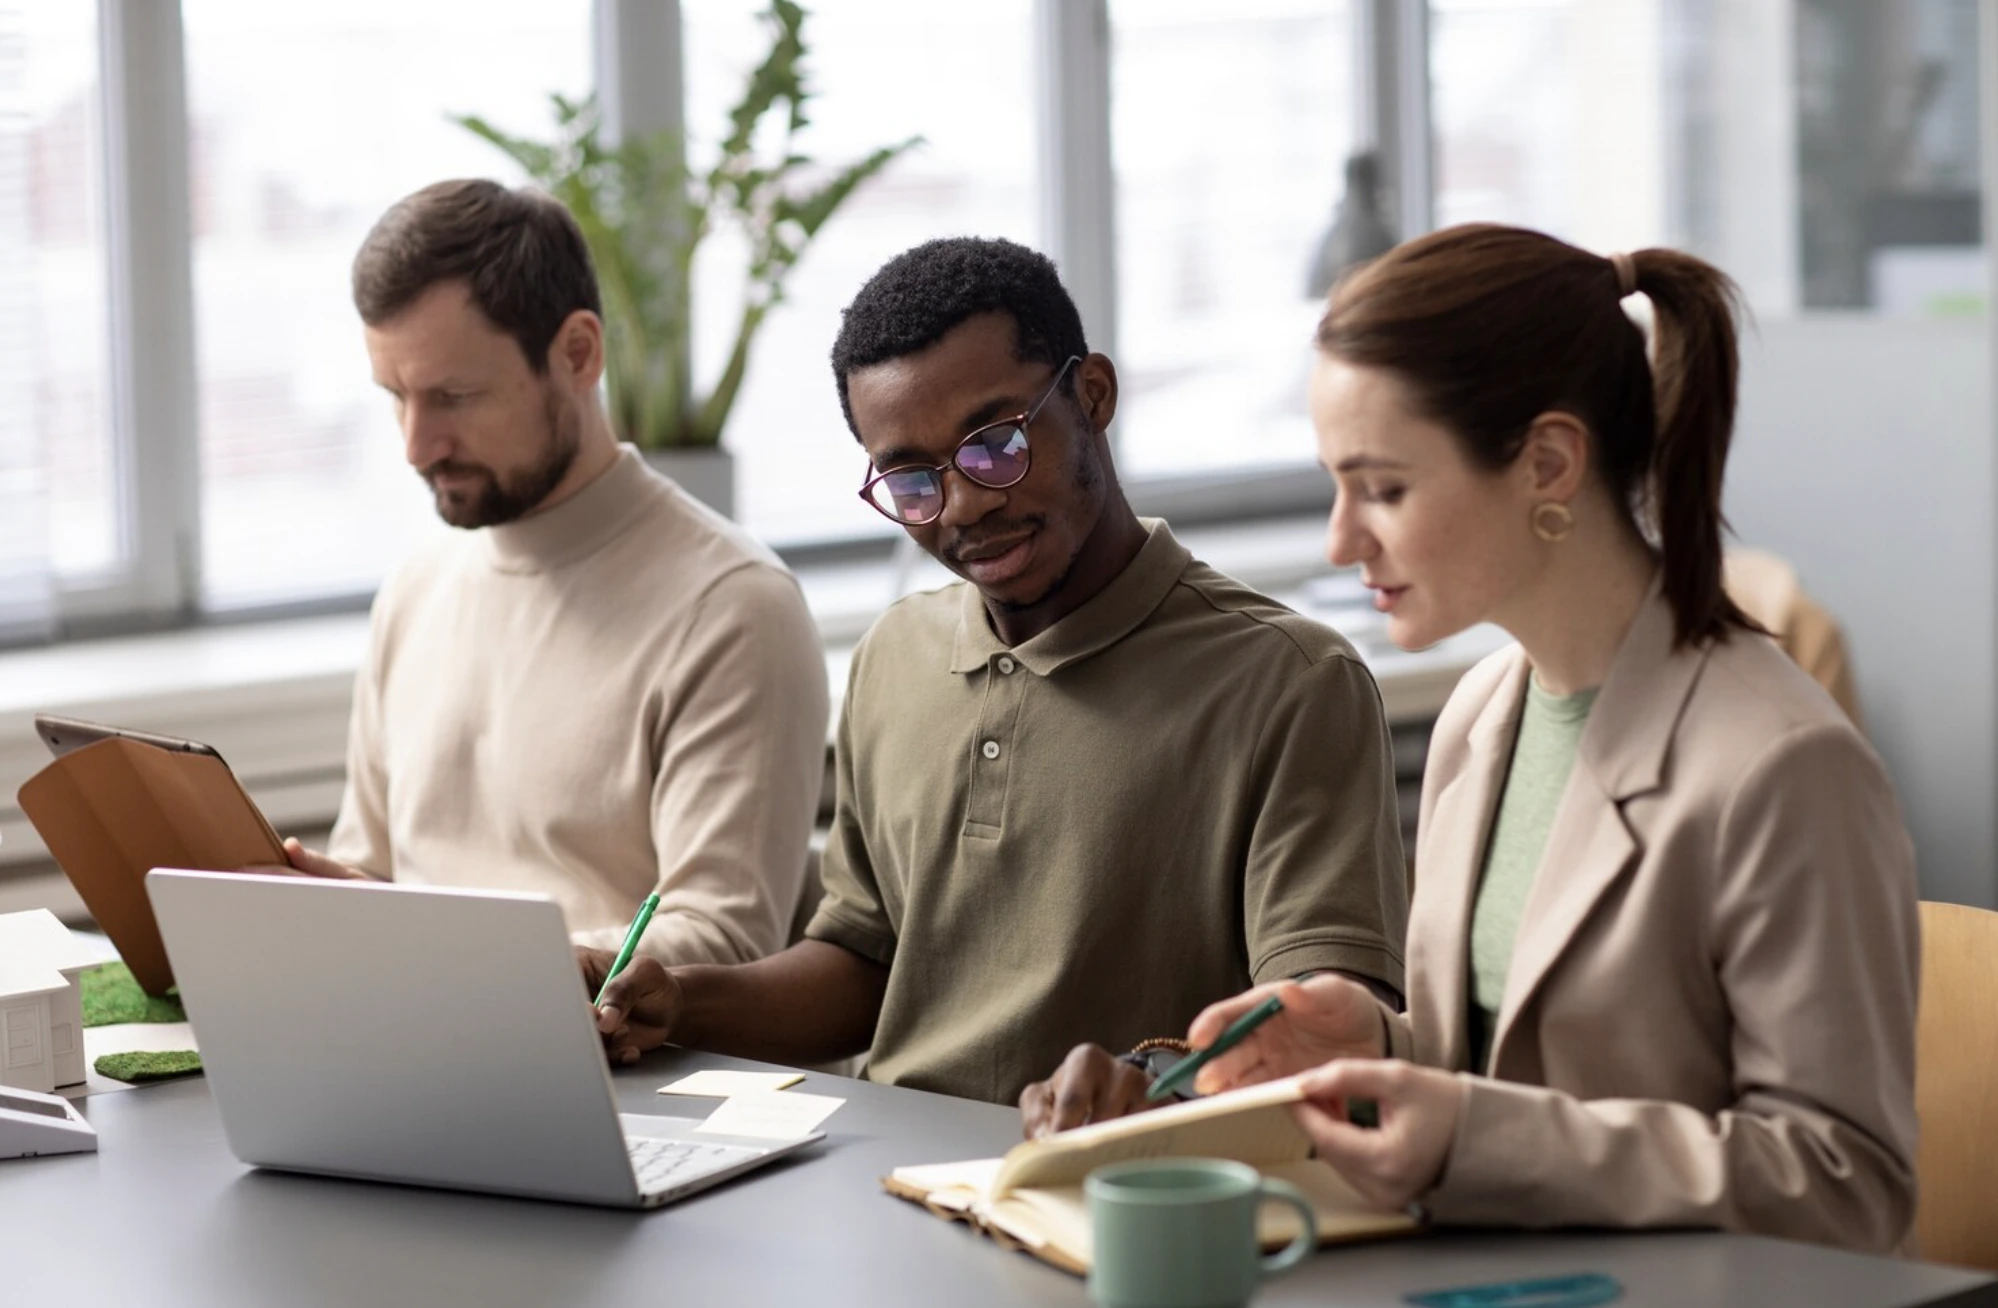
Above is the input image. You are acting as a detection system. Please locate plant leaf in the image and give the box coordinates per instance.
[452,5,919,450]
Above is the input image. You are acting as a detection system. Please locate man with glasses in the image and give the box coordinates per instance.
[592,237,1408,1113]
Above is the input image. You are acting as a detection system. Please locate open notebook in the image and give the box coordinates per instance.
[883,1076,1420,1275]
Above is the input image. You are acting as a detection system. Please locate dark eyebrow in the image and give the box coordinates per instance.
[955,392,1024,433]
[870,445,933,471]
[868,389,1036,471]
[1333,455,1410,473]
[377,379,472,400]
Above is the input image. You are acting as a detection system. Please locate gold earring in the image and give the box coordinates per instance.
[1531,502,1575,543]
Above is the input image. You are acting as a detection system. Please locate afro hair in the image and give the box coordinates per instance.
[830,236,1088,437]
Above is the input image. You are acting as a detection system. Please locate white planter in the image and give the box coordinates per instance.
[642,448,736,520]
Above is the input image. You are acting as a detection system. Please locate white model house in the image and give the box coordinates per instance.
[0,968,69,1096]
[0,910,101,1092]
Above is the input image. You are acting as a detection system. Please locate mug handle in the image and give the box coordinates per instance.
[1255,1177,1319,1275]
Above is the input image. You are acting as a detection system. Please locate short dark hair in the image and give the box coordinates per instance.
[830,236,1088,435]
[351,179,602,373]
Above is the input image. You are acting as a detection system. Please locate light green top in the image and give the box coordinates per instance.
[1467,676,1598,1073]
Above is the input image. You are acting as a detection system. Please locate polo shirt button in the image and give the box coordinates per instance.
[997,656,1017,675]
[981,740,1001,760]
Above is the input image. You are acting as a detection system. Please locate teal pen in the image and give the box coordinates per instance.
[594,892,660,1006]
[1404,1273,1624,1308]
[1145,994,1285,1101]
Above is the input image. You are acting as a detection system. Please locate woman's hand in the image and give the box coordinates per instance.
[1290,1059,1464,1210]
[1187,974,1388,1095]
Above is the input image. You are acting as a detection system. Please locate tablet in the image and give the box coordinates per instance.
[31,712,286,863]
[34,713,227,763]
[19,714,290,995]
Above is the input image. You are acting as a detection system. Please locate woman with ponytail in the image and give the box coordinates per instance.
[1165,225,1915,1249]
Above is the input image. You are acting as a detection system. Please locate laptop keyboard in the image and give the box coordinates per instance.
[627,1135,762,1195]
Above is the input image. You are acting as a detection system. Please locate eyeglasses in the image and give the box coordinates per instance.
[857,356,1080,526]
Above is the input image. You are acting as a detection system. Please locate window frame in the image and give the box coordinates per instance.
[55,0,203,639]
[43,0,1427,644]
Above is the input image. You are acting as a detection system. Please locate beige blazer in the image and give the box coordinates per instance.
[1384,586,1919,1252]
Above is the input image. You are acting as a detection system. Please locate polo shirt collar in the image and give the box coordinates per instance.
[949,518,1192,676]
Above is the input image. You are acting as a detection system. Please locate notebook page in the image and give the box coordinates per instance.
[1262,1161,1419,1240]
[993,1077,1313,1194]
[981,1162,1415,1273]
[889,1156,1006,1208]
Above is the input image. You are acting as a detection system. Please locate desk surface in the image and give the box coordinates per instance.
[3,1050,1990,1308]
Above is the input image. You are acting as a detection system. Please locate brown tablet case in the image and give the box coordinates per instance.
[17,736,286,995]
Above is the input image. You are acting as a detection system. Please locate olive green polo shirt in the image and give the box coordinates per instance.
[806,520,1409,1105]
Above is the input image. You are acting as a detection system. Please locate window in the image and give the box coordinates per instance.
[1432,1,1669,256]
[180,0,592,609]
[1109,0,1356,480]
[1430,0,1985,318]
[1,0,115,638]
[62,1,1968,640]
[681,0,1038,545]
[13,3,1376,642]
[1792,0,1982,314]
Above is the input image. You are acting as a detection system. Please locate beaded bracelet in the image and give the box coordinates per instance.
[1127,1036,1194,1056]
[1117,1039,1198,1101]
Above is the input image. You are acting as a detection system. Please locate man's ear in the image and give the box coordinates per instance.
[549,309,605,392]
[1518,410,1590,501]
[1076,353,1118,436]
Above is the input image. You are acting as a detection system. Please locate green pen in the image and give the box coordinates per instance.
[1145,994,1285,1102]
[594,892,660,1007]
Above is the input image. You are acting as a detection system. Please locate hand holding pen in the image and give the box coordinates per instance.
[579,893,682,1065]
[1146,994,1287,1101]
[1181,974,1390,1097]
[1019,972,1394,1139]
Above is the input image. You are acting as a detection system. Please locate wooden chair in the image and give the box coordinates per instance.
[1724,548,1865,733]
[1915,900,1998,1268]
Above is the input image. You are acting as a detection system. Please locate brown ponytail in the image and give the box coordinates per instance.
[1622,247,1750,644]
[1316,223,1752,646]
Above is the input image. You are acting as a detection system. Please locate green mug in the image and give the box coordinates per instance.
[1084,1158,1318,1308]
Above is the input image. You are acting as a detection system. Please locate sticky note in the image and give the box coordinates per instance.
[695,1089,845,1140]
[657,1070,806,1097]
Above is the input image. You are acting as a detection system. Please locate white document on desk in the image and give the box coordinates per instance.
[658,1070,805,1098]
[695,1090,844,1139]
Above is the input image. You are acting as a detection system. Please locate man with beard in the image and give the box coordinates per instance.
[588,237,1409,1108]
[283,180,828,984]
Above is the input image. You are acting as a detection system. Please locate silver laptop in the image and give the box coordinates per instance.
[146,869,822,1209]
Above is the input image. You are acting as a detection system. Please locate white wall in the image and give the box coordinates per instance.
[1726,316,1995,906]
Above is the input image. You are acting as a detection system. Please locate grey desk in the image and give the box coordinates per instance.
[3,1050,1991,1308]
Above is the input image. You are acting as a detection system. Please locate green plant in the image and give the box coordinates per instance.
[456,1,919,450]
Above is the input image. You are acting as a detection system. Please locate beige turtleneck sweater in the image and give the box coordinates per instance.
[328,446,828,966]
